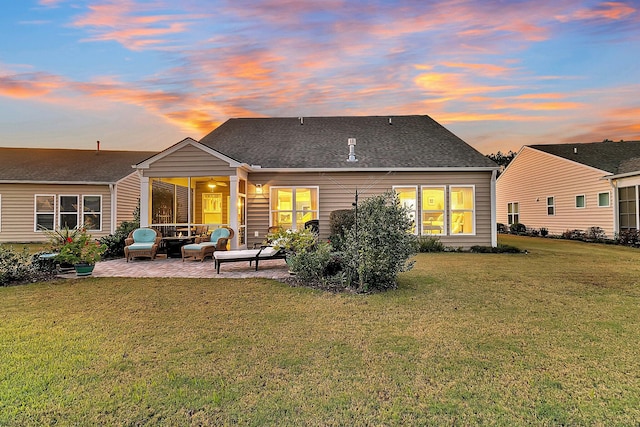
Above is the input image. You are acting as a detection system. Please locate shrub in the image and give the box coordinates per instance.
[288,242,336,282]
[586,226,607,241]
[562,229,586,240]
[540,227,549,237]
[417,236,445,252]
[470,244,523,254]
[329,209,355,251]
[100,220,139,259]
[509,223,527,234]
[341,191,418,292]
[616,230,640,247]
[497,223,508,233]
[0,245,35,286]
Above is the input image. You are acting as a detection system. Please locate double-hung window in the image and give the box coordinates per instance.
[35,195,56,230]
[59,195,79,229]
[450,186,475,234]
[83,195,102,231]
[270,187,318,229]
[421,186,446,235]
[547,196,555,216]
[507,202,519,225]
[394,186,418,234]
[575,195,585,209]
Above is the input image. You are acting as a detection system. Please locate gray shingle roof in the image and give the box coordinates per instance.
[530,141,640,174]
[199,116,497,169]
[0,148,154,183]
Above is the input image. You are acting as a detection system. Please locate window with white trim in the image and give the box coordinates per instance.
[83,195,102,231]
[59,195,79,229]
[547,196,555,216]
[507,202,519,225]
[270,187,319,229]
[450,186,475,234]
[575,194,585,209]
[35,195,56,230]
[394,186,418,234]
[421,186,446,235]
[598,192,610,207]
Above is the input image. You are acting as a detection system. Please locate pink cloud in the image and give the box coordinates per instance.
[0,73,62,98]
[556,2,636,22]
[71,0,205,50]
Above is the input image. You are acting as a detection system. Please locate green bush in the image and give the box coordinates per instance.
[328,209,355,250]
[510,222,527,234]
[417,236,445,252]
[100,220,139,259]
[0,245,41,286]
[288,242,336,282]
[470,244,522,254]
[341,191,418,292]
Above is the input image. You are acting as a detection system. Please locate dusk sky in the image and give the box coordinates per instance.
[1,0,639,155]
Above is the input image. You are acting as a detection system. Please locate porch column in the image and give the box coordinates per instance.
[139,174,150,227]
[491,169,497,247]
[229,175,239,249]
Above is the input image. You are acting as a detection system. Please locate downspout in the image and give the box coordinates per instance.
[491,169,497,247]
[609,178,618,236]
[109,183,116,234]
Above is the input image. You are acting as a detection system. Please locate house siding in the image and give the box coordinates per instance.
[115,172,142,227]
[497,147,615,237]
[246,170,493,249]
[142,144,236,178]
[0,183,114,243]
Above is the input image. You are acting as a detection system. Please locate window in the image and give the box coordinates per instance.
[507,202,519,225]
[59,195,79,229]
[450,186,474,234]
[547,196,555,216]
[619,186,637,232]
[394,186,417,234]
[421,186,445,235]
[598,192,610,207]
[575,195,585,209]
[83,195,102,231]
[35,195,55,230]
[270,187,318,229]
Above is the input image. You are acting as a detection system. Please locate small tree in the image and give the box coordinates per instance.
[341,191,418,292]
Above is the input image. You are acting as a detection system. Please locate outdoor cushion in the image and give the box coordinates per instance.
[127,242,154,250]
[132,228,157,243]
[182,242,215,251]
[213,246,287,273]
[210,227,230,242]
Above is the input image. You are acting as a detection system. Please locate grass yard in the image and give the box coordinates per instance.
[1,235,640,426]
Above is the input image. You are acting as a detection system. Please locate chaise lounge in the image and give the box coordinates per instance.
[124,227,162,262]
[213,246,287,273]
[181,227,234,262]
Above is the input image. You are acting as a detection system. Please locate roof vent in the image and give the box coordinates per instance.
[96,140,100,153]
[347,138,358,162]
[388,117,392,125]
[573,147,578,154]
[298,117,304,125]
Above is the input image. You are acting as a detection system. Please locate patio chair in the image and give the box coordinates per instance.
[181,227,234,262]
[213,246,287,273]
[124,227,162,262]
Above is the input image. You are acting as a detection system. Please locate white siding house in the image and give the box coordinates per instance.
[497,141,640,238]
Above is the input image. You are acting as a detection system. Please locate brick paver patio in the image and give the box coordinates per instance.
[90,254,290,280]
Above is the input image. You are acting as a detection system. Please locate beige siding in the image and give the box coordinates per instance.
[115,172,141,227]
[246,171,493,249]
[143,145,236,177]
[0,183,114,243]
[497,147,615,237]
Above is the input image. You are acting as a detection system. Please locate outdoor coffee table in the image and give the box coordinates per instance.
[162,236,195,258]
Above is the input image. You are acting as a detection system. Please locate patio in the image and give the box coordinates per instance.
[90,254,290,280]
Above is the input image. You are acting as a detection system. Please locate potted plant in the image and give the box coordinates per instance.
[43,226,107,276]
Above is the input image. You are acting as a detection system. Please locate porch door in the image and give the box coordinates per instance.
[203,193,222,225]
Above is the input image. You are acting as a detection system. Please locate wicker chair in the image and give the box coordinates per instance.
[181,227,234,262]
[124,228,162,262]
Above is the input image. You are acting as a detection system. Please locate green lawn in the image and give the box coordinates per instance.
[1,235,639,426]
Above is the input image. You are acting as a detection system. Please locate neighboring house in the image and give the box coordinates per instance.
[0,147,154,243]
[496,140,640,238]
[133,115,500,249]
